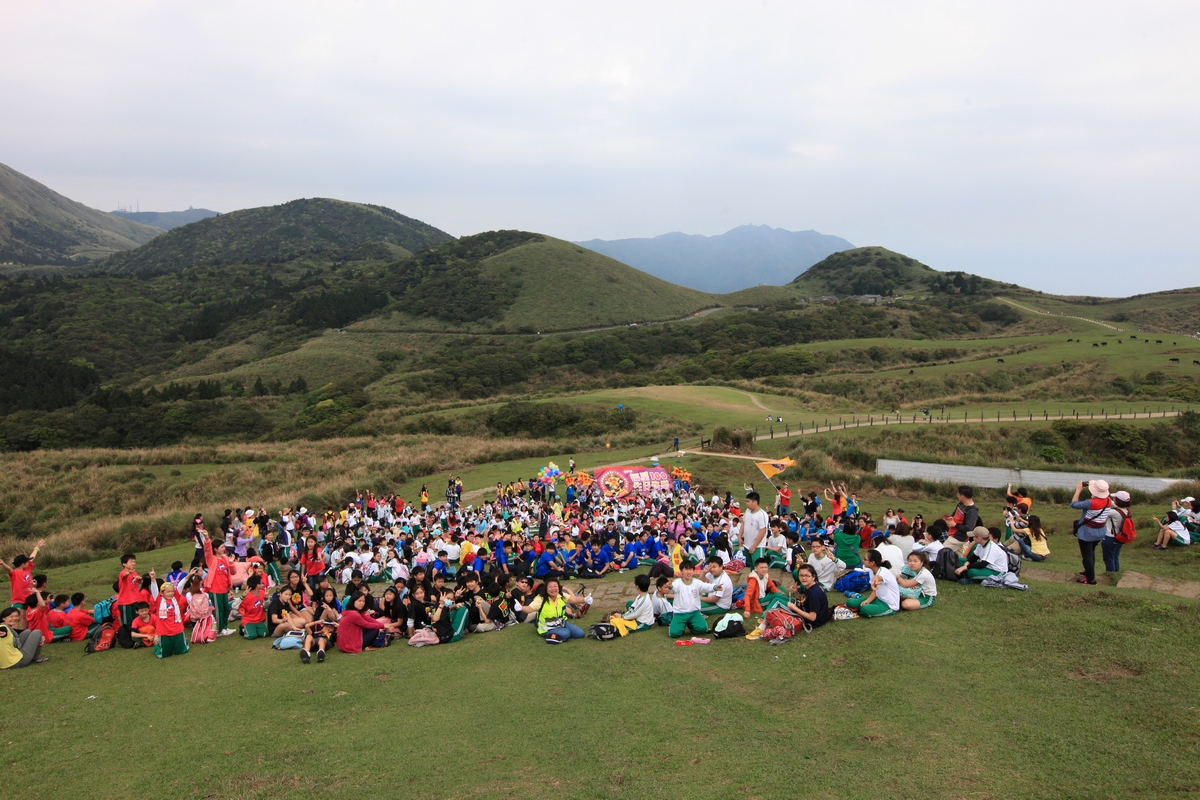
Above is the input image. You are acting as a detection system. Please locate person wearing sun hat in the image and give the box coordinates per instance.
[1071,479,1112,586]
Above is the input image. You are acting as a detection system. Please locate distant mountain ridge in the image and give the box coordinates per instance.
[111,207,219,231]
[0,162,163,264]
[575,224,854,293]
[99,198,456,274]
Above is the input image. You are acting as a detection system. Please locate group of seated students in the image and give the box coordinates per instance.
[13,474,1130,667]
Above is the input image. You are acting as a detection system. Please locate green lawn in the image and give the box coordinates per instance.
[8,562,1200,800]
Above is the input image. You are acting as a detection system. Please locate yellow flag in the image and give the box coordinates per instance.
[755,458,796,480]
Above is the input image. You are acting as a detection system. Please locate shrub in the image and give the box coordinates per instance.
[1039,445,1066,463]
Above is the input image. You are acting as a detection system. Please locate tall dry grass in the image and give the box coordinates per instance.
[0,435,558,566]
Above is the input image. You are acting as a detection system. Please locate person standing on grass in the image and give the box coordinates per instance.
[115,553,142,629]
[150,581,188,659]
[299,537,326,597]
[1071,480,1111,585]
[942,485,980,556]
[1102,492,1132,572]
[201,528,236,635]
[1,539,44,629]
[0,607,47,668]
[844,550,900,618]
[664,560,713,638]
[190,515,207,569]
[740,491,770,564]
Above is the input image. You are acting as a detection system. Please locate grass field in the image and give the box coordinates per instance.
[9,550,1200,800]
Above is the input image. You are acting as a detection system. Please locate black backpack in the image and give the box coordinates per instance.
[933,548,961,580]
[588,623,618,641]
[713,618,745,639]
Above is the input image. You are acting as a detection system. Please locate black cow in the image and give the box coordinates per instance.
[997,358,1005,363]
[1092,343,1099,347]
[1169,358,1179,363]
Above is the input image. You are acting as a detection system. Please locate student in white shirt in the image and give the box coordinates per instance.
[805,539,846,591]
[872,533,905,577]
[955,526,1009,580]
[845,549,900,617]
[611,574,656,635]
[699,557,734,614]
[740,492,770,561]
[898,552,937,610]
[666,560,714,637]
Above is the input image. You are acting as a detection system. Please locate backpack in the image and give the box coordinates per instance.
[272,630,304,650]
[932,549,961,580]
[84,623,116,654]
[730,586,746,603]
[713,613,745,639]
[588,623,618,641]
[1116,511,1137,544]
[116,624,136,649]
[834,569,871,594]
[91,598,114,625]
[1003,547,1021,577]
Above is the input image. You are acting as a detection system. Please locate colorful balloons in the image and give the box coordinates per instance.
[537,462,563,485]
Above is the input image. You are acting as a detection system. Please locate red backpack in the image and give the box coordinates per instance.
[84,623,116,654]
[1115,510,1137,544]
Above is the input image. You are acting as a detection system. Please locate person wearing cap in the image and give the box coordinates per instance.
[1173,497,1200,533]
[1071,480,1111,585]
[1102,491,1133,572]
[953,526,1008,582]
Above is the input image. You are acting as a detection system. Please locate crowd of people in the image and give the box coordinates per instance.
[2,470,1189,669]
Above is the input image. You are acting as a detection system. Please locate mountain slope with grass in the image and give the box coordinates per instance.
[577,224,854,293]
[110,207,219,230]
[790,246,1014,298]
[100,198,455,274]
[0,162,164,265]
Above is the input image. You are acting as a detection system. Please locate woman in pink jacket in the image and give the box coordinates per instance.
[336,592,399,655]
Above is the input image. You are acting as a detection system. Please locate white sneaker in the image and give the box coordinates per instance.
[219,629,235,636]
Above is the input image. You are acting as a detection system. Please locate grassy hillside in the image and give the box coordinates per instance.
[100,198,453,274]
[789,245,1013,298]
[483,236,718,330]
[0,162,163,264]
[1009,289,1200,336]
[109,207,219,230]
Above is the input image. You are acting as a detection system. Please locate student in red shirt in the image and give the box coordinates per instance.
[150,582,188,658]
[1,538,44,626]
[116,553,142,628]
[64,593,94,642]
[202,531,235,635]
[239,575,268,640]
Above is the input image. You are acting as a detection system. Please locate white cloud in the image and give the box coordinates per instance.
[1,1,1197,293]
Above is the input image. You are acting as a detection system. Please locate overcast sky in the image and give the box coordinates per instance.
[3,2,1197,294]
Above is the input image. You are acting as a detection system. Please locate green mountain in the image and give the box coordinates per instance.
[110,207,219,230]
[100,198,455,274]
[789,246,1010,298]
[0,162,163,265]
[372,232,717,332]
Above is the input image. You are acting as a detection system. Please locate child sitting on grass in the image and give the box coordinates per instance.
[610,574,655,636]
[239,576,268,640]
[1153,512,1190,549]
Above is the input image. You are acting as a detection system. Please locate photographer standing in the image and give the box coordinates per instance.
[1072,480,1111,586]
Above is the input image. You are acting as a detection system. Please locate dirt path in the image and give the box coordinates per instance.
[997,297,1123,331]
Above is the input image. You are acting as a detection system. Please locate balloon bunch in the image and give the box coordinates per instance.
[538,462,562,485]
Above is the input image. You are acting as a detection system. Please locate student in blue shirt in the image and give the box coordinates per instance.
[430,551,450,578]
[166,561,188,587]
[535,544,567,579]
[599,535,618,566]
